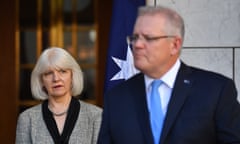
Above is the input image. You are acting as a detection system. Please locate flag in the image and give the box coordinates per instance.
[104,0,146,93]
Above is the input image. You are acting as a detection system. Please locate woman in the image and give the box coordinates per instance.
[16,47,102,144]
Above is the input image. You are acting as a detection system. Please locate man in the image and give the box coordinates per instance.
[97,5,240,144]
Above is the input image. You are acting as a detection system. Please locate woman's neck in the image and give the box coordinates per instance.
[48,95,72,113]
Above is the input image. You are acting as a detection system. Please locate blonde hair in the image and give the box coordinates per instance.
[31,47,84,100]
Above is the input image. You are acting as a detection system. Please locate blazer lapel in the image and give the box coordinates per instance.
[131,73,154,144]
[160,62,194,144]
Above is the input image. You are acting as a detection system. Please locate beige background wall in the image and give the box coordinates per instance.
[147,0,240,101]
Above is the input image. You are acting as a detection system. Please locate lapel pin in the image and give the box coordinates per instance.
[184,79,190,84]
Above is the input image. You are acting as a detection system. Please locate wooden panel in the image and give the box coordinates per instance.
[0,0,18,143]
[96,0,112,106]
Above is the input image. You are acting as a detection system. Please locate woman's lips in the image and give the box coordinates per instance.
[53,85,62,88]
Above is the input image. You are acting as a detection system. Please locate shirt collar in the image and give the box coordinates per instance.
[145,59,181,90]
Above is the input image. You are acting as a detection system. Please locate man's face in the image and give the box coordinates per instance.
[132,14,180,78]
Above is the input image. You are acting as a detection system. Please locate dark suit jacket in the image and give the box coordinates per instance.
[97,62,240,144]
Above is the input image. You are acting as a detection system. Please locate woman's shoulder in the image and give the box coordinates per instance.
[79,100,102,115]
[79,100,102,111]
[18,103,42,118]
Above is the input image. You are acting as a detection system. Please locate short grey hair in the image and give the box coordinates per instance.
[31,47,84,100]
[138,5,185,42]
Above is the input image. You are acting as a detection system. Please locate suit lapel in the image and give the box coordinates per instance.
[131,73,154,144]
[160,63,194,144]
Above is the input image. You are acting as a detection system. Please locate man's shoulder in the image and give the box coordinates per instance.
[109,73,143,89]
[104,73,145,99]
[185,64,233,83]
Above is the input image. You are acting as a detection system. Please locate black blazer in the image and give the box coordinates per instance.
[97,62,240,144]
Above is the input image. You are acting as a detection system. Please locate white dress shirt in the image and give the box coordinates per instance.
[145,59,181,116]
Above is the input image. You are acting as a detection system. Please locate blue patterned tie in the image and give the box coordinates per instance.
[150,80,163,144]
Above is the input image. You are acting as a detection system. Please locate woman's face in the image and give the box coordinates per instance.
[42,68,72,98]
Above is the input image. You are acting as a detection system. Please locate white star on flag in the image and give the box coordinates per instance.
[110,45,139,81]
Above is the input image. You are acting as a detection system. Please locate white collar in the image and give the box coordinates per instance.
[145,59,181,89]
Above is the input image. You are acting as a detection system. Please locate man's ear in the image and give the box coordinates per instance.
[170,36,182,55]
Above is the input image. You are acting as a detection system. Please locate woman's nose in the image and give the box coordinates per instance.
[53,71,60,81]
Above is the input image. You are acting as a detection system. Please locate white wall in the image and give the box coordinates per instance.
[147,0,240,101]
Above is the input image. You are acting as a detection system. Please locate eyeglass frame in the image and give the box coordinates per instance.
[126,34,176,45]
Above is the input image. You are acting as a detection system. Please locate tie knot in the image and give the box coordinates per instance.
[152,80,162,89]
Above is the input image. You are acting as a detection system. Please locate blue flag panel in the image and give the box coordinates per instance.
[104,0,146,93]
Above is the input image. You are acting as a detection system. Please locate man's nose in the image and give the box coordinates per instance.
[133,38,145,49]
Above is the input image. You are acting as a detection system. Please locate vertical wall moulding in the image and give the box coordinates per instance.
[235,48,240,101]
